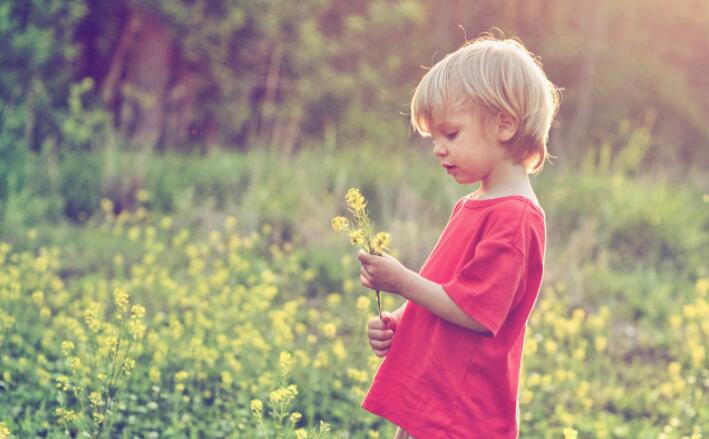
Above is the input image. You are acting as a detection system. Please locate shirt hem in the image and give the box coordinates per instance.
[361,399,442,439]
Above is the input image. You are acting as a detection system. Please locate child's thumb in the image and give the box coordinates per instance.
[381,312,398,331]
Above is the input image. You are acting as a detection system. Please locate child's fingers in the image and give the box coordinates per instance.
[360,272,373,289]
[381,311,398,331]
[369,337,393,351]
[368,327,394,341]
[358,249,372,264]
[368,314,397,333]
[373,348,389,358]
[367,318,385,331]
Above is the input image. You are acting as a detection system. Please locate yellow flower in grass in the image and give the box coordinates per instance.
[61,341,75,357]
[92,411,105,424]
[250,399,263,415]
[696,277,708,295]
[89,391,102,407]
[100,198,114,213]
[55,407,78,424]
[113,288,129,314]
[563,428,578,439]
[279,351,293,376]
[356,295,371,312]
[269,385,298,404]
[130,305,145,319]
[136,189,150,202]
[0,422,10,439]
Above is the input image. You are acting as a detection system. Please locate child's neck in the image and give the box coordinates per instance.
[473,161,538,204]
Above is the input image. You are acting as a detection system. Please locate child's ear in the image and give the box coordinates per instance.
[496,111,518,143]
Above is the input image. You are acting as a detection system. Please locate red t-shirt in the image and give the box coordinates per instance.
[361,195,546,438]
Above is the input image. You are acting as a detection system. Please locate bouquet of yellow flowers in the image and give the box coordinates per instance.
[331,188,391,320]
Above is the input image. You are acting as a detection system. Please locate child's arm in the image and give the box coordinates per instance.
[358,250,489,333]
[398,271,489,333]
[392,302,407,323]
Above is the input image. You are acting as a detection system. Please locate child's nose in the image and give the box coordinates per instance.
[432,141,447,157]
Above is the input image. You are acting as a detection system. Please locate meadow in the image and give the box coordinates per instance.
[0,140,707,438]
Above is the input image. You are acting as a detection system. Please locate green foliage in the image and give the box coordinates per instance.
[59,153,102,222]
[61,77,112,152]
[0,0,87,210]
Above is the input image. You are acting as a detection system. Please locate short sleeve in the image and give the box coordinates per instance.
[441,239,525,337]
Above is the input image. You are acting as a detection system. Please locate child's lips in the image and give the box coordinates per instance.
[442,164,456,172]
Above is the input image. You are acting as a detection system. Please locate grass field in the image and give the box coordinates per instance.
[0,144,707,438]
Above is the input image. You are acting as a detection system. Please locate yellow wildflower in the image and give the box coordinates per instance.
[563,427,578,439]
[349,229,365,246]
[321,322,337,338]
[100,197,114,213]
[345,187,366,211]
[89,391,102,407]
[279,351,293,376]
[289,412,302,424]
[113,288,129,314]
[221,371,233,388]
[356,295,371,312]
[333,187,393,318]
[331,216,349,232]
[60,341,74,357]
[269,385,298,405]
[31,290,44,306]
[69,357,81,371]
[136,189,150,202]
[55,407,78,424]
[123,358,136,375]
[160,216,173,230]
[149,367,161,383]
[251,399,263,415]
[128,318,146,340]
[130,305,145,319]
[372,232,391,254]
[92,411,105,424]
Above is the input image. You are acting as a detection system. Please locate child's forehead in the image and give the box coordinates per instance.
[431,109,472,130]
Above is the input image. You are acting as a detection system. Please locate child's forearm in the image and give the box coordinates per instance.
[392,302,407,322]
[396,269,489,333]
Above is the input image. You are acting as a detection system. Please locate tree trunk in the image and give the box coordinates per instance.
[122,6,172,151]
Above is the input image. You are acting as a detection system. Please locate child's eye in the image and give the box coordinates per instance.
[446,131,458,140]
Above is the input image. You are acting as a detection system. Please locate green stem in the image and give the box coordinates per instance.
[376,290,382,321]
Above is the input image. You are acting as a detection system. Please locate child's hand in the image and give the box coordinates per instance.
[367,311,398,357]
[358,249,411,295]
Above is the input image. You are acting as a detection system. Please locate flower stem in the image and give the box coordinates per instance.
[376,289,382,321]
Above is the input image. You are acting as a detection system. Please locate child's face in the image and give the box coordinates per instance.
[429,108,509,185]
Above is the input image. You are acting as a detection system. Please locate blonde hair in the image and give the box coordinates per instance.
[410,34,561,173]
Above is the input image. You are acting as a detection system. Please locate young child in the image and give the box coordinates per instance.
[356,34,560,438]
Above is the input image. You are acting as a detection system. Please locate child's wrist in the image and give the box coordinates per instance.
[395,268,416,299]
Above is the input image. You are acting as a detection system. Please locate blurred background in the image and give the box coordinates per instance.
[1,0,708,224]
[0,1,707,438]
